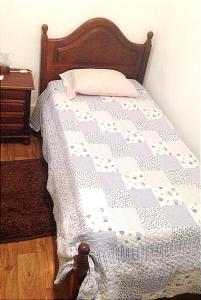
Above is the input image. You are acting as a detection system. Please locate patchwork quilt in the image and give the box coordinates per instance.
[31,80,201,299]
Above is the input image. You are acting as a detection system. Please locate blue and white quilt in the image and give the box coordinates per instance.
[31,80,201,299]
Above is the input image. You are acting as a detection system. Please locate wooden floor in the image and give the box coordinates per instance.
[0,135,68,299]
[0,135,42,162]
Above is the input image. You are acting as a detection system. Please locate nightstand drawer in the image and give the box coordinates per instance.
[0,90,25,100]
[0,124,24,135]
[0,72,34,142]
[0,112,24,124]
[1,100,24,112]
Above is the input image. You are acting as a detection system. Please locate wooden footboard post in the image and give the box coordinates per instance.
[68,243,90,300]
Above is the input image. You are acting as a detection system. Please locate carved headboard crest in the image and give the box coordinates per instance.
[40,18,153,93]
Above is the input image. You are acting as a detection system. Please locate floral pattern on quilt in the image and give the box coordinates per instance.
[31,80,201,300]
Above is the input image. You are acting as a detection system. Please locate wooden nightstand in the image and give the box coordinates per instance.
[0,71,34,144]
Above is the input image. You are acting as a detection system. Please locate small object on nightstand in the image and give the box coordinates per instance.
[0,65,10,74]
[10,69,31,73]
[0,70,34,144]
[0,52,10,74]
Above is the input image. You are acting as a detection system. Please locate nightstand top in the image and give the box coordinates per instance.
[0,71,34,90]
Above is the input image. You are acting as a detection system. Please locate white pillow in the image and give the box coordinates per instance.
[59,69,139,99]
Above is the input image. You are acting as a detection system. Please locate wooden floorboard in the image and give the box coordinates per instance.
[0,134,42,161]
[0,136,66,299]
[0,243,19,299]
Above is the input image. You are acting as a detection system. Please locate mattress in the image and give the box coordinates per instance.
[31,80,201,300]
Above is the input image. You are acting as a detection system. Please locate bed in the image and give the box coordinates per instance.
[31,18,201,300]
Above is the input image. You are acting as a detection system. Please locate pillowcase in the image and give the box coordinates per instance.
[59,68,139,99]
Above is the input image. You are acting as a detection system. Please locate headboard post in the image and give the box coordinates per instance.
[40,24,48,94]
[137,31,153,84]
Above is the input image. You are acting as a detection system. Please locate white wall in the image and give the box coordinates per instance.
[0,0,200,157]
[144,0,201,158]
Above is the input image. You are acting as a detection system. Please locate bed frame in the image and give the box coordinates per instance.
[39,18,199,300]
[40,18,152,299]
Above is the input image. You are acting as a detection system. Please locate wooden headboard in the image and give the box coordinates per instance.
[40,18,153,94]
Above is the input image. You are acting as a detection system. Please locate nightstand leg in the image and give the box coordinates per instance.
[22,138,30,145]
